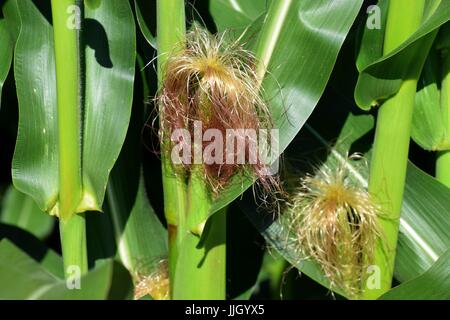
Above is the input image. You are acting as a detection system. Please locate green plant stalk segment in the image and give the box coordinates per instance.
[436,51,450,187]
[155,0,185,202]
[51,0,82,220]
[173,179,226,299]
[51,0,87,277]
[59,213,88,275]
[364,0,427,299]
[157,0,226,299]
[156,0,186,291]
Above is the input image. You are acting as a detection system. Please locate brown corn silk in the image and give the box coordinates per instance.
[157,26,275,193]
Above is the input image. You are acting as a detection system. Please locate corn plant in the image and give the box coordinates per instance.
[0,0,448,301]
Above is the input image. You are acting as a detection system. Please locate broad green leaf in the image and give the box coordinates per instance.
[9,0,136,218]
[322,110,450,282]
[10,0,59,213]
[85,0,101,10]
[1,185,54,240]
[411,25,450,151]
[0,223,63,279]
[241,193,343,297]
[81,0,136,212]
[354,0,389,71]
[205,0,364,230]
[411,50,447,151]
[38,260,132,300]
[209,0,268,32]
[107,170,168,280]
[381,249,450,300]
[36,260,113,300]
[0,240,60,299]
[0,17,13,108]
[355,0,450,109]
[134,0,156,49]
[0,239,131,299]
[396,162,450,281]
[1,0,20,43]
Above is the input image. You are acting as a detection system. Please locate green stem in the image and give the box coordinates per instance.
[172,170,226,299]
[366,79,418,299]
[436,50,450,186]
[51,0,82,219]
[363,0,434,299]
[51,0,86,276]
[156,0,187,297]
[59,213,88,275]
[157,0,226,300]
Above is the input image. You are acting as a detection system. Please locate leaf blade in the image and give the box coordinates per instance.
[1,185,54,240]
[381,249,450,300]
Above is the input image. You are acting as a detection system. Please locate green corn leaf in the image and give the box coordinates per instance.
[107,171,168,282]
[411,26,450,151]
[396,162,450,281]
[0,223,64,278]
[0,239,132,299]
[1,0,20,43]
[7,0,135,219]
[84,0,101,10]
[9,0,59,213]
[81,0,136,213]
[355,0,450,110]
[381,249,450,300]
[1,185,55,240]
[411,50,447,151]
[209,0,268,32]
[134,0,157,49]
[241,194,342,296]
[0,16,13,108]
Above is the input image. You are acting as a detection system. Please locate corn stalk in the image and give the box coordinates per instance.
[51,0,87,276]
[364,0,435,299]
[156,0,226,299]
